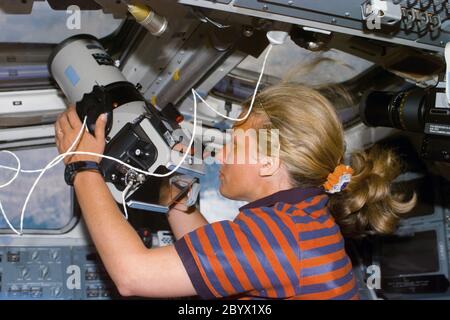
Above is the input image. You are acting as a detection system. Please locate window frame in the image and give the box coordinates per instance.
[0,142,81,235]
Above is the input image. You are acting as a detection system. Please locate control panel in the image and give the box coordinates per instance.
[0,231,175,299]
[0,246,116,300]
[181,0,450,51]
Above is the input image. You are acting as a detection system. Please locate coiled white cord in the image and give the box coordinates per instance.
[0,45,274,235]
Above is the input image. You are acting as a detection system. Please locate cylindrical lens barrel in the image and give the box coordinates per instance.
[360,89,427,133]
[360,91,398,128]
[48,34,127,104]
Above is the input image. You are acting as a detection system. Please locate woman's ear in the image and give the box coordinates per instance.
[259,155,281,177]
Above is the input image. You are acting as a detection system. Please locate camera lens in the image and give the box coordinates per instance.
[359,89,428,133]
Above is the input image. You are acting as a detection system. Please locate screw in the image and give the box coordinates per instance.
[135,149,142,156]
[442,151,450,161]
[263,5,269,10]
[243,26,254,37]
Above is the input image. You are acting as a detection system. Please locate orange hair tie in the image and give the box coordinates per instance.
[323,164,354,194]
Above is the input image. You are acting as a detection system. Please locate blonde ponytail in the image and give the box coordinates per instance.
[327,146,417,237]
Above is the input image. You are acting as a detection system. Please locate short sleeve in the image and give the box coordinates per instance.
[174,216,300,299]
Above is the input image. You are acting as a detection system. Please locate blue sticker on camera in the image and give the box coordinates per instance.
[64,65,80,87]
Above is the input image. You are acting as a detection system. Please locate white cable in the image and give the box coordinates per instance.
[0,163,69,173]
[0,201,21,235]
[0,151,21,189]
[0,151,22,235]
[121,181,134,220]
[194,44,273,122]
[17,118,88,234]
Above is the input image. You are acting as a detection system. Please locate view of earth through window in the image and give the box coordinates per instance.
[236,37,373,85]
[0,146,72,230]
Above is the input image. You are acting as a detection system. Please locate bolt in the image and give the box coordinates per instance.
[243,26,254,37]
[263,4,269,10]
[308,42,320,50]
[443,151,450,161]
[135,149,142,156]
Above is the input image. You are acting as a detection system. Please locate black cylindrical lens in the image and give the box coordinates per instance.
[360,91,397,128]
[360,89,427,133]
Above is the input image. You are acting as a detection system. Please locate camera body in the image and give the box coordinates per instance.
[422,87,450,163]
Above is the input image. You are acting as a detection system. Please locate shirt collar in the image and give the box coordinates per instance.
[239,187,324,211]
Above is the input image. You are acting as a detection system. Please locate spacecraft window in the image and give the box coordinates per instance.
[212,38,374,126]
[234,37,373,86]
[0,1,123,44]
[0,144,74,231]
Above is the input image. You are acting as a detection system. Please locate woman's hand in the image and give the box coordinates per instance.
[55,105,107,165]
[159,177,192,213]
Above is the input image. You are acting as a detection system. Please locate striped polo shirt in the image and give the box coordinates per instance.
[174,187,359,300]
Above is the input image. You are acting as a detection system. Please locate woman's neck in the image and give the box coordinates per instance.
[247,169,294,202]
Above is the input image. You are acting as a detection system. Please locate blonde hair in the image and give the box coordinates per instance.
[243,83,416,238]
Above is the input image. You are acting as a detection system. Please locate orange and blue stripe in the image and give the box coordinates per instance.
[175,187,359,300]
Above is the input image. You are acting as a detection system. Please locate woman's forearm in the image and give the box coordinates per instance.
[73,170,147,290]
[167,207,208,240]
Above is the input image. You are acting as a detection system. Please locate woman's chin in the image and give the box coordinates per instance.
[219,183,231,199]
